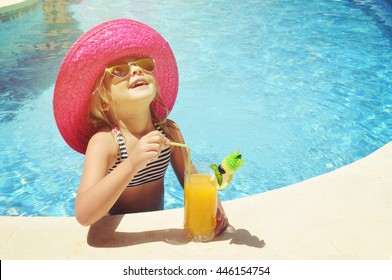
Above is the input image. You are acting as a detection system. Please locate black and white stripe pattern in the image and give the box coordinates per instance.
[108,125,172,187]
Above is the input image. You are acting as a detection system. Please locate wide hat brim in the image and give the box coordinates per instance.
[53,19,178,154]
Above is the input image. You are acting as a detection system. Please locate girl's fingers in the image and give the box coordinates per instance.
[144,131,169,146]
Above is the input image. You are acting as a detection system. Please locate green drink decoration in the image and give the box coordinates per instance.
[210,150,244,190]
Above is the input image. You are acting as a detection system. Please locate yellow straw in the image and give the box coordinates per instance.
[169,142,192,178]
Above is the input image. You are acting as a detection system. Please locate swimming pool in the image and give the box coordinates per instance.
[1,0,391,217]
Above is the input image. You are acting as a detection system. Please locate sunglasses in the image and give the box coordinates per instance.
[105,58,156,77]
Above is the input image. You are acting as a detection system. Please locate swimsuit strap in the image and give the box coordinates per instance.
[112,127,128,160]
[108,125,172,187]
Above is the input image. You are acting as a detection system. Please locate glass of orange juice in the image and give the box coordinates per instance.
[184,163,217,242]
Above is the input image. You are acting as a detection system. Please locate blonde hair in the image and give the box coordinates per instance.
[88,72,174,140]
[89,73,115,130]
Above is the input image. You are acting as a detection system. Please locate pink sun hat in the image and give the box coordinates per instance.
[53,19,179,154]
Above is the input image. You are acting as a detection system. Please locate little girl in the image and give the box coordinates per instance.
[53,19,228,235]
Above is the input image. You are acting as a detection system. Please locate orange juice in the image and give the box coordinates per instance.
[184,173,217,242]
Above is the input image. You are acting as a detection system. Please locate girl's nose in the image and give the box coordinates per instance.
[130,64,143,76]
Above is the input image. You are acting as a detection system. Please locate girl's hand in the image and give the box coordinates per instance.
[129,130,170,171]
[215,207,229,236]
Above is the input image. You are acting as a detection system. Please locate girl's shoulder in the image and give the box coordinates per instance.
[86,128,118,155]
[163,119,181,135]
[164,119,185,143]
[165,118,180,130]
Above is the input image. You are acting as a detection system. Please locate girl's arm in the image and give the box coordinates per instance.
[167,120,187,188]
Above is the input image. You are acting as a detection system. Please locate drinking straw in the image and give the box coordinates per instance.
[169,142,191,178]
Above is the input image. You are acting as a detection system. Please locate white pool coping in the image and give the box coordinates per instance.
[1,141,391,260]
[0,0,39,13]
[0,0,26,8]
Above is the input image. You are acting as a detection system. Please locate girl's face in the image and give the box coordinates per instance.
[107,57,157,114]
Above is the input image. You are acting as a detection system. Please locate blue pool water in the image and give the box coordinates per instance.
[1,0,392,216]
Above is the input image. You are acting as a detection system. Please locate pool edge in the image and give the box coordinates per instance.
[0,0,40,23]
[1,141,392,259]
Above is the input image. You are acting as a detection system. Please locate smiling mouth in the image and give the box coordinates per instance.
[130,80,148,89]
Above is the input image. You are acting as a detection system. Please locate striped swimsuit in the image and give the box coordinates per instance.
[108,125,172,187]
